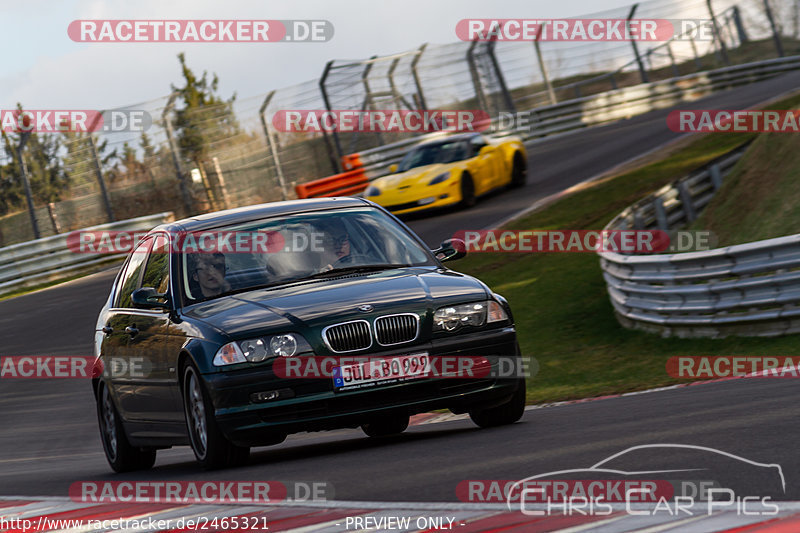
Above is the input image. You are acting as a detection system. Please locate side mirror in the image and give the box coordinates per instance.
[132,287,170,310]
[478,145,493,156]
[388,163,399,174]
[433,238,467,262]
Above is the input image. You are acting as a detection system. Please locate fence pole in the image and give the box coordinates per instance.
[211,157,232,208]
[259,91,289,201]
[689,34,702,69]
[627,4,650,83]
[162,92,194,214]
[486,39,516,113]
[87,113,114,222]
[706,0,731,65]
[387,57,413,110]
[732,6,749,43]
[466,40,489,112]
[763,0,785,57]
[88,135,115,222]
[361,56,384,147]
[666,43,680,77]
[410,43,428,111]
[319,60,343,173]
[533,22,557,105]
[15,132,40,239]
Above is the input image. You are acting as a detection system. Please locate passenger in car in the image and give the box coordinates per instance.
[189,252,231,299]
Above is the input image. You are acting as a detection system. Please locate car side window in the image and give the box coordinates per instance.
[114,238,153,308]
[141,235,170,296]
[470,135,487,156]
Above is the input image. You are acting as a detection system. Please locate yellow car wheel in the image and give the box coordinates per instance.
[460,173,476,209]
[510,152,527,188]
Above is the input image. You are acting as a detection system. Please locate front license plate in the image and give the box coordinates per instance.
[332,352,431,392]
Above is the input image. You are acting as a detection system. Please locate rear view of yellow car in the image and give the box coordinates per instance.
[364,133,527,215]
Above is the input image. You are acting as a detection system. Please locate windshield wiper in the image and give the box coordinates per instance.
[293,264,412,282]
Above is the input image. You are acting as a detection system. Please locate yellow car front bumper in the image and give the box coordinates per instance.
[369,178,462,215]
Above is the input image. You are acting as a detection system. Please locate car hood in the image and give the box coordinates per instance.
[375,163,458,189]
[183,267,489,340]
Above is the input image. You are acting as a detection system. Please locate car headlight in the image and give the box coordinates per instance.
[213,334,313,366]
[364,185,381,197]
[433,300,508,332]
[428,172,450,186]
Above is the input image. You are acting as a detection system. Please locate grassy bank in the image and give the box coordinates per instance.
[456,94,800,404]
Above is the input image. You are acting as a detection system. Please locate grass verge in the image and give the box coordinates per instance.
[455,93,800,404]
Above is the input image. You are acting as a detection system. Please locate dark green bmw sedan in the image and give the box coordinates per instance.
[93,197,525,471]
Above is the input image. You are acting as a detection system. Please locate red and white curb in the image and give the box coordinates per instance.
[2,498,800,532]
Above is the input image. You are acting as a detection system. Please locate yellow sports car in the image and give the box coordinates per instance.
[364,132,527,215]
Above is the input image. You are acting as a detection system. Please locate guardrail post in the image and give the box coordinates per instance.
[486,39,516,113]
[467,40,489,112]
[677,182,697,222]
[15,132,40,239]
[633,210,645,230]
[627,4,650,83]
[259,91,288,201]
[706,0,731,65]
[533,23,557,105]
[410,44,428,111]
[732,6,749,43]
[162,93,195,214]
[653,197,669,230]
[763,0,785,57]
[319,60,343,173]
[710,163,723,190]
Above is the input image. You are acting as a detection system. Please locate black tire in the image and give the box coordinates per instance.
[469,378,526,428]
[96,382,157,473]
[362,414,410,437]
[460,174,476,208]
[183,362,250,469]
[510,153,527,188]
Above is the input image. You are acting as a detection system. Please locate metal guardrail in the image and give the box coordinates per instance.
[357,55,800,178]
[0,212,174,297]
[598,142,800,337]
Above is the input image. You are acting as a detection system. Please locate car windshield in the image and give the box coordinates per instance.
[396,140,469,172]
[181,207,435,303]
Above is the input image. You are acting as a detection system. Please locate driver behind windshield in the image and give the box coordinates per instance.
[188,252,231,299]
[318,222,351,272]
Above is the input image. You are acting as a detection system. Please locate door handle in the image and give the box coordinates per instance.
[102,325,113,335]
[125,326,139,337]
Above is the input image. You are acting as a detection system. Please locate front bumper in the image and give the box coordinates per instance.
[203,326,520,446]
[369,179,462,215]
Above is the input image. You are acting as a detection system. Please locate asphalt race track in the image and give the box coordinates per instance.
[2,71,800,502]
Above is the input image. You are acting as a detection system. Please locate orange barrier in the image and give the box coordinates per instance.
[295,153,369,199]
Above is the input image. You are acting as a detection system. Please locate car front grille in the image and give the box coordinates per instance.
[375,314,419,346]
[323,320,372,352]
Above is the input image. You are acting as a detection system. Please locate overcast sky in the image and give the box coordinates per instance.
[1,0,639,110]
